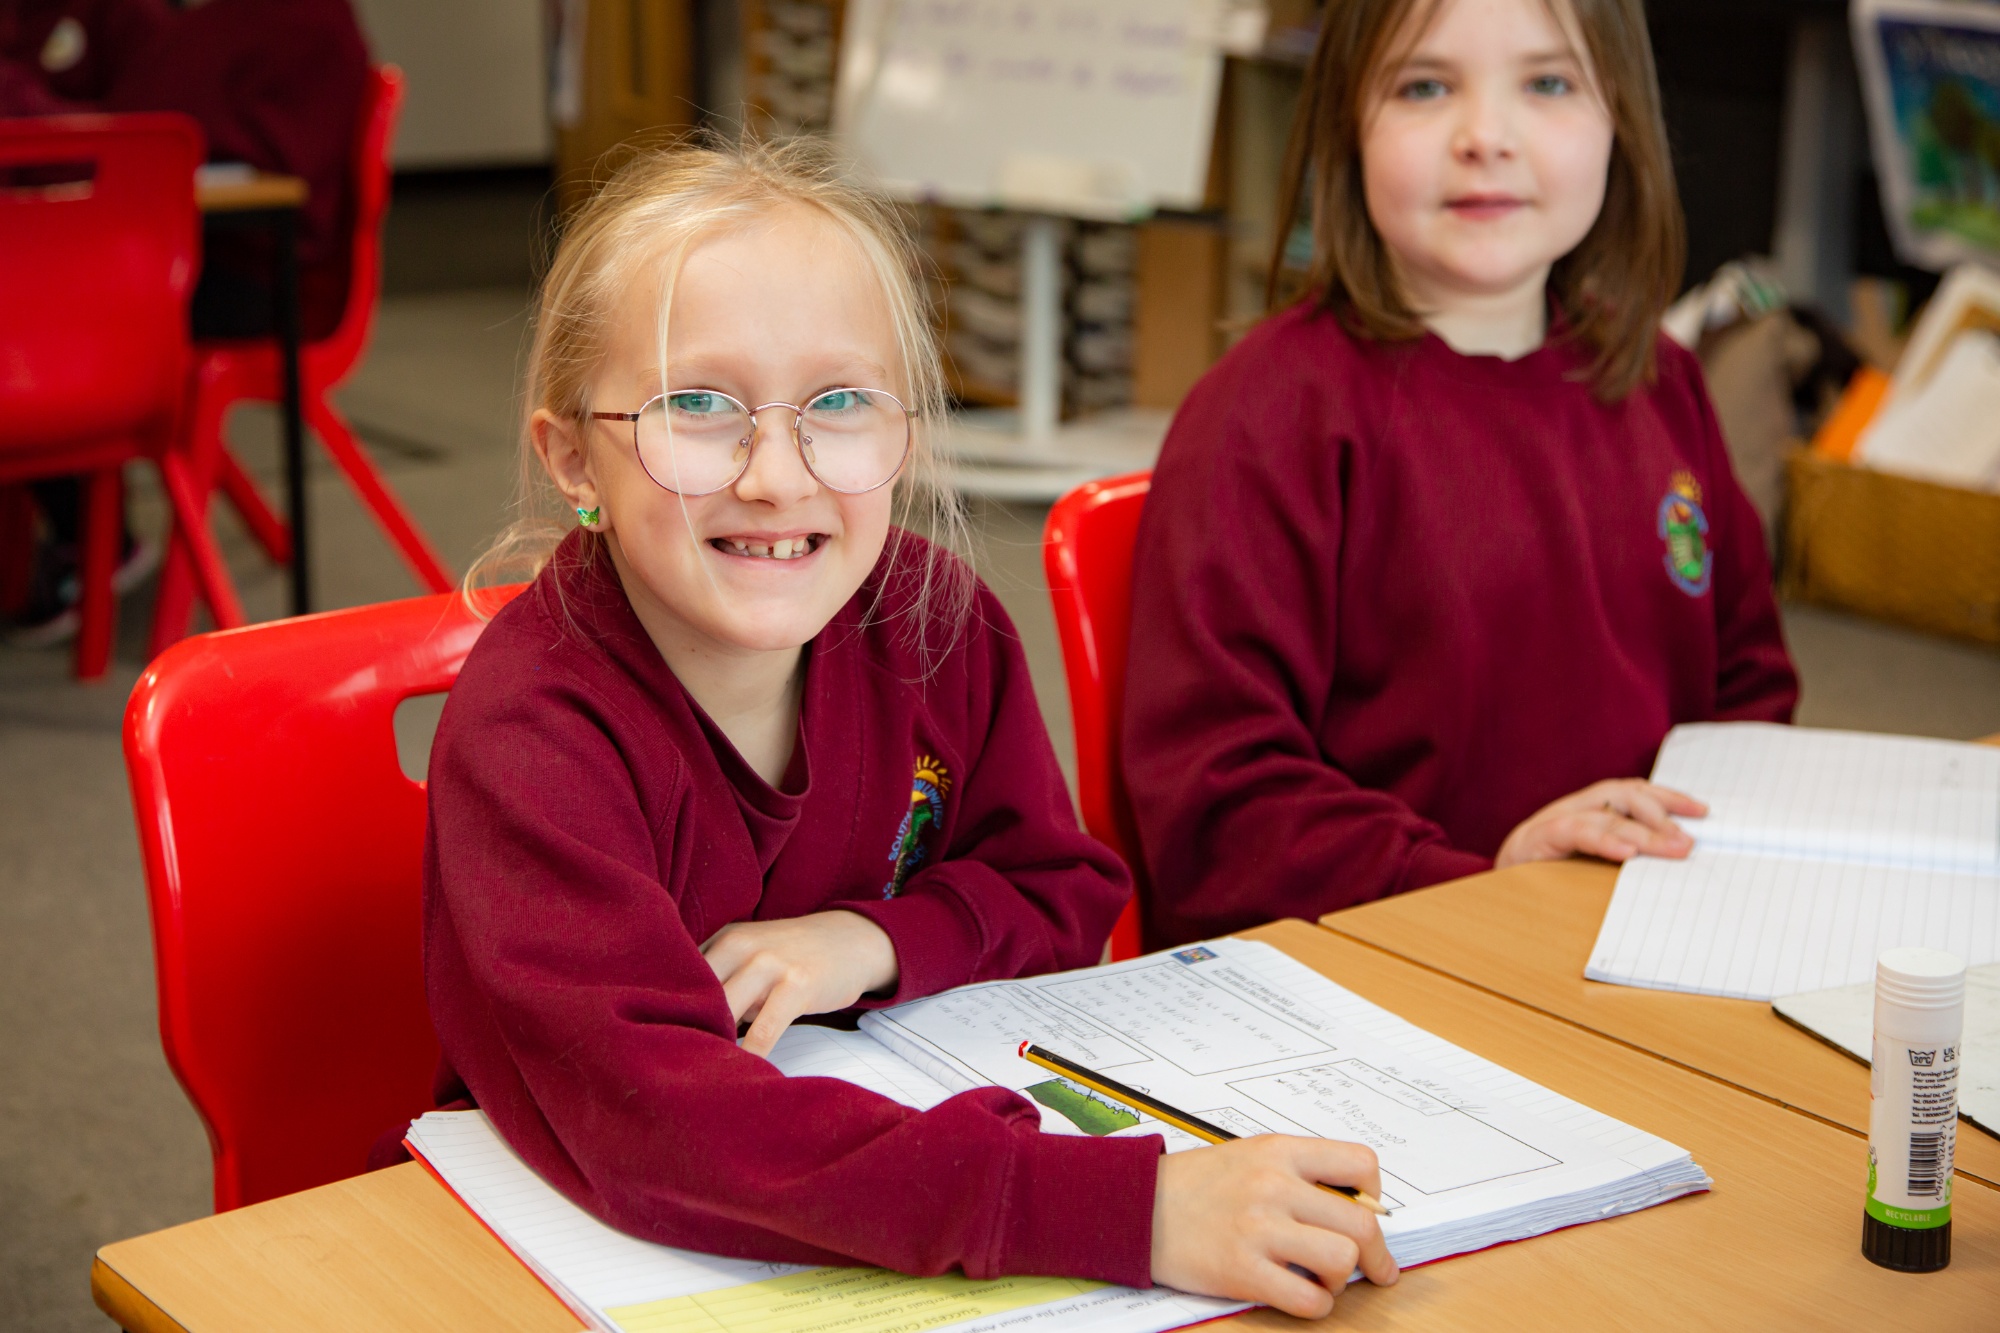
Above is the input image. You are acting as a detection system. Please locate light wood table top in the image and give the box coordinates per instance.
[1317,860,2000,1189]
[194,170,308,213]
[93,919,2000,1331]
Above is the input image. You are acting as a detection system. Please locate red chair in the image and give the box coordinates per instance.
[124,586,519,1210]
[151,65,453,654]
[0,113,242,679]
[1043,471,1152,961]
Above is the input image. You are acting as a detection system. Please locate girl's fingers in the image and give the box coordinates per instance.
[719,952,786,1026]
[1291,1181,1398,1286]
[739,981,808,1056]
[1555,812,1642,862]
[1273,1227,1363,1301]
[1646,782,1708,817]
[1244,1257,1337,1320]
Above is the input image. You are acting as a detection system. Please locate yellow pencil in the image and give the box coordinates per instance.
[1018,1042,1392,1216]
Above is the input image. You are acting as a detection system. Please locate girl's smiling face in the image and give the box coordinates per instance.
[1361,0,1614,315]
[537,205,903,660]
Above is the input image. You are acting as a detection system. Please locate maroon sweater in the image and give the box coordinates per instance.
[1123,304,1799,947]
[424,533,1155,1284]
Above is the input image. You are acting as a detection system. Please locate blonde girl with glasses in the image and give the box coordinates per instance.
[421,141,1396,1320]
[1124,0,1800,948]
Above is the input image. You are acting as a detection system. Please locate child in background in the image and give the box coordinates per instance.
[424,142,1396,1319]
[1123,0,1799,946]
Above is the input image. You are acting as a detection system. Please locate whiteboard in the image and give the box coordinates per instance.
[833,0,1232,220]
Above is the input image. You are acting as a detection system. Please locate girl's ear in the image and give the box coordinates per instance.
[533,408,600,514]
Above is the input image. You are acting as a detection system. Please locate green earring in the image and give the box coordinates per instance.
[576,504,601,528]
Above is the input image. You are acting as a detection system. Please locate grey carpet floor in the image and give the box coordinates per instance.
[5,285,2000,1330]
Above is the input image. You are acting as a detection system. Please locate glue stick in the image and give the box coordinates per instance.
[1863,946,1965,1272]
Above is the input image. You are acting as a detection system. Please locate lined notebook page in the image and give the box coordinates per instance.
[1589,850,2000,1000]
[1652,723,2000,872]
[404,1111,798,1323]
[1587,725,2000,1000]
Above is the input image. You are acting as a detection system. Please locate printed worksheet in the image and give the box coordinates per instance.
[859,938,1706,1255]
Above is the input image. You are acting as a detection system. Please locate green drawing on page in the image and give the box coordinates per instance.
[1025,1078,1142,1136]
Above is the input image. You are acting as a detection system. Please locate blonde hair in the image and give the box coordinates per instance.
[470,136,973,658]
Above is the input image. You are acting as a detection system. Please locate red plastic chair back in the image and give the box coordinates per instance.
[124,587,520,1210]
[309,64,402,383]
[1044,472,1151,960]
[0,114,200,454]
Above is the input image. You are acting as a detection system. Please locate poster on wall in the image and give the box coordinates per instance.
[1854,0,2000,271]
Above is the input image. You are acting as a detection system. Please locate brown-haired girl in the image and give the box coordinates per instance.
[424,139,1395,1320]
[1124,0,1800,945]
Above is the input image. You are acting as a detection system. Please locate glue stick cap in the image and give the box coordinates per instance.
[1876,947,1967,1010]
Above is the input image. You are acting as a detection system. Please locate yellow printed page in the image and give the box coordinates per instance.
[607,1265,1103,1333]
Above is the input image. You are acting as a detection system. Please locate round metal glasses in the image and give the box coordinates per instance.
[589,387,915,497]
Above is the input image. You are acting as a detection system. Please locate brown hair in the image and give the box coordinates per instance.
[1270,0,1685,400]
[468,136,973,657]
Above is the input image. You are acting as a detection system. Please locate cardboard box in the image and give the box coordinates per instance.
[1783,449,2000,646]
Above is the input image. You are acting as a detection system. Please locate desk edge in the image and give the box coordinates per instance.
[93,1253,192,1333]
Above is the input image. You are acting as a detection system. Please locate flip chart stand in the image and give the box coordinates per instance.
[938,217,1172,501]
[833,0,1233,500]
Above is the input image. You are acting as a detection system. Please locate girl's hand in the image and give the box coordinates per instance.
[1151,1136,1398,1318]
[1495,779,1706,868]
[701,911,900,1056]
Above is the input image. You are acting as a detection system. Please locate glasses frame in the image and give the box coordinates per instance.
[589,386,916,497]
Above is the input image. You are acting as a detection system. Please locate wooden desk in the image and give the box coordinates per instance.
[191,169,312,617]
[93,920,2000,1331]
[1317,861,2000,1189]
[194,171,308,214]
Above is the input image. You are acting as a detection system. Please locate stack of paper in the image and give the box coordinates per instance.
[855,938,1708,1271]
[1587,723,2000,1000]
[410,939,1707,1333]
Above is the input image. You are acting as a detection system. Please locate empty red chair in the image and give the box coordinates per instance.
[1043,471,1152,960]
[151,65,452,653]
[0,113,241,678]
[125,586,520,1209]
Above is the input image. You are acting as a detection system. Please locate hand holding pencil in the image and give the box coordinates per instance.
[1018,1042,1400,1319]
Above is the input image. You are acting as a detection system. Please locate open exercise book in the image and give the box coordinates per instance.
[1587,723,2000,1001]
[406,938,1707,1333]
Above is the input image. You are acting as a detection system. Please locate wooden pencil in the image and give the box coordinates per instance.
[1017,1041,1392,1216]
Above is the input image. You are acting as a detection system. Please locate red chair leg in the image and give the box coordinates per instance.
[0,485,35,618]
[158,453,246,632]
[307,399,453,593]
[218,447,291,565]
[152,365,237,654]
[74,465,122,680]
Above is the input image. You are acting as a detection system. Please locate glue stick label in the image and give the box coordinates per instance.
[1867,1031,1958,1229]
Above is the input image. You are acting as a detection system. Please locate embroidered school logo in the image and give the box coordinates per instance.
[1656,470,1713,597]
[883,754,952,898]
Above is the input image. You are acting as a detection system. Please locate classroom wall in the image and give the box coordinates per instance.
[353,0,552,169]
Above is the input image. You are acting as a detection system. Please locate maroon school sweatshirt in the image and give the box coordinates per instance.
[424,532,1155,1284]
[1123,303,1799,947]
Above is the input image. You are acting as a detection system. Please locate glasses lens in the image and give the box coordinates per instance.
[634,392,753,495]
[799,388,910,492]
